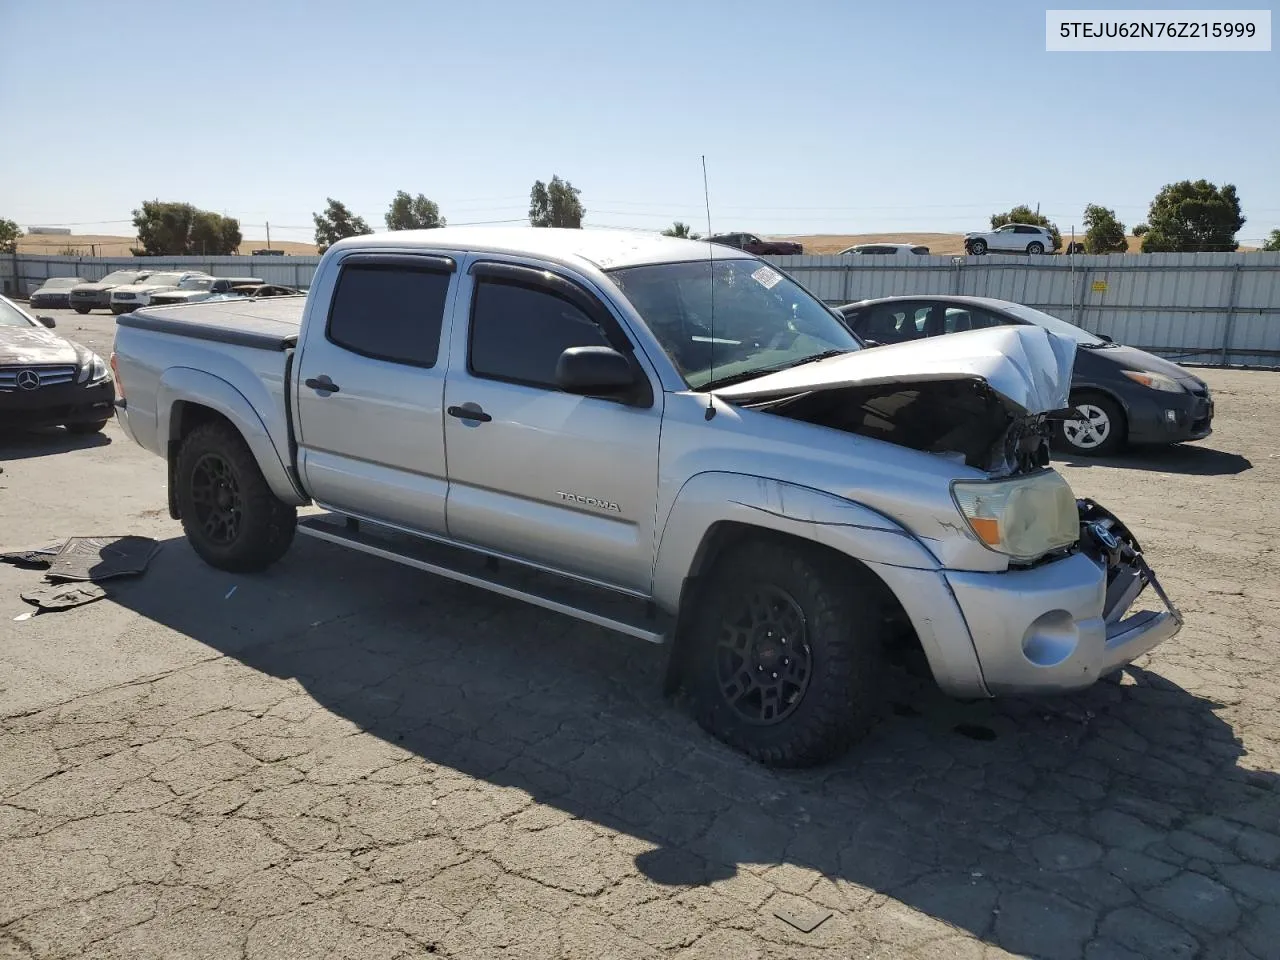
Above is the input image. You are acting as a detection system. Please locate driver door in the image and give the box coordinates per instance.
[442,261,663,593]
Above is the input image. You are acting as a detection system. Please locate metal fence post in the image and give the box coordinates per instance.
[842,263,853,303]
[1220,263,1243,366]
[1076,268,1092,331]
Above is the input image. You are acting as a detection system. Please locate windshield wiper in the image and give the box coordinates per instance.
[699,349,852,392]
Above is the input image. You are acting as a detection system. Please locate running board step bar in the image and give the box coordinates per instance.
[297,514,669,644]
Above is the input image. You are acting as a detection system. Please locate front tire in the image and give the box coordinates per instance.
[174,421,296,572]
[66,420,108,435]
[686,538,885,767]
[969,239,988,255]
[1058,394,1126,457]
[74,306,91,315]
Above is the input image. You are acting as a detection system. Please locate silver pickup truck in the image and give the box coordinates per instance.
[111,227,1181,767]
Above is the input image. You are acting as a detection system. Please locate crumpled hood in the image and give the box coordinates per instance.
[0,325,80,366]
[714,325,1076,415]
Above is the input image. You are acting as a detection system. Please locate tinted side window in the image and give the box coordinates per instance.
[470,279,611,388]
[327,263,451,366]
[863,304,928,343]
[943,306,1010,334]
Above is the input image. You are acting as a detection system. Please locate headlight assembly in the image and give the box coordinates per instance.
[78,353,109,384]
[1121,370,1183,393]
[952,471,1078,562]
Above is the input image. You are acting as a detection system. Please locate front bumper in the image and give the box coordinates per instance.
[1126,388,1214,444]
[0,378,116,428]
[869,499,1181,698]
[69,292,111,310]
[29,295,70,309]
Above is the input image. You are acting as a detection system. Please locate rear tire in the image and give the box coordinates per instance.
[66,420,108,435]
[686,538,885,767]
[1027,242,1045,255]
[174,421,296,572]
[74,306,91,315]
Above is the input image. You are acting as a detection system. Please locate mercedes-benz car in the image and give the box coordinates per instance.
[0,294,115,434]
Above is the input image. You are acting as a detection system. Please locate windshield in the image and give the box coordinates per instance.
[179,277,214,290]
[101,270,144,285]
[42,277,80,289]
[143,273,186,287]
[0,298,37,328]
[996,301,1109,346]
[608,258,861,389]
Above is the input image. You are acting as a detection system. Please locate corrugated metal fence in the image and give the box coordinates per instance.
[6,250,1280,368]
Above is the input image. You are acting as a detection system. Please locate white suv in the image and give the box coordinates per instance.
[964,223,1054,256]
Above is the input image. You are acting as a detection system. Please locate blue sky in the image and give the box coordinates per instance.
[1,0,1276,244]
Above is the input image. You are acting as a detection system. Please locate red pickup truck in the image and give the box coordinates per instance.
[708,232,804,256]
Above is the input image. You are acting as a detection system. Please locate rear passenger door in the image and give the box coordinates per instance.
[441,261,662,593]
[294,253,457,535]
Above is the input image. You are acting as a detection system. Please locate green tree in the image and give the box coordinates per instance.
[0,218,22,253]
[1262,229,1280,252]
[1082,204,1128,254]
[529,175,584,228]
[385,191,446,231]
[131,201,242,256]
[662,221,701,239]
[313,198,372,253]
[1133,223,1149,237]
[990,205,1062,251]
[1140,180,1245,253]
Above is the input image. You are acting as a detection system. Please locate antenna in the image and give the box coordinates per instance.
[701,155,716,420]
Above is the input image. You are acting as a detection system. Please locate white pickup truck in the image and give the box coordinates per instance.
[111,227,1181,766]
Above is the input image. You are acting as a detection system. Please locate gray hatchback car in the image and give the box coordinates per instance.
[838,295,1214,457]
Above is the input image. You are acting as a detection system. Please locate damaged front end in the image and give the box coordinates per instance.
[1077,498,1183,629]
[714,325,1078,478]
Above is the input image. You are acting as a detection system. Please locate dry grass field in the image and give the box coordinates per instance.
[17,234,319,257]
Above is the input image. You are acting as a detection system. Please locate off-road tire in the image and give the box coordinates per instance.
[1057,392,1126,457]
[74,306,91,315]
[175,421,296,572]
[686,538,885,767]
[66,420,108,435]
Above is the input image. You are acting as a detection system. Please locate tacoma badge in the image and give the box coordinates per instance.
[556,491,621,513]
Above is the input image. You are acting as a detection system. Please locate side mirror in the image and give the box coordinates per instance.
[38,316,56,328]
[555,346,638,399]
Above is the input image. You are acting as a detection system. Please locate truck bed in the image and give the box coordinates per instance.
[115,296,306,351]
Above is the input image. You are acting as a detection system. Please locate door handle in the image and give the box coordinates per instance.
[304,376,340,394]
[447,404,492,423]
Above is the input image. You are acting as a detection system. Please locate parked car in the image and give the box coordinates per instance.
[838,295,1214,456]
[68,270,154,314]
[707,232,804,255]
[28,276,87,310]
[148,277,267,306]
[964,223,1055,256]
[109,271,212,314]
[111,227,1179,767]
[0,294,115,434]
[838,243,930,256]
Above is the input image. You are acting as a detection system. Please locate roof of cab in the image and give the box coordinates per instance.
[326,226,752,271]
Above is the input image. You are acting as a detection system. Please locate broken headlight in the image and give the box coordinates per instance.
[952,470,1078,562]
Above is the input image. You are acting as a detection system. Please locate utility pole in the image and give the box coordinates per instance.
[265,221,271,250]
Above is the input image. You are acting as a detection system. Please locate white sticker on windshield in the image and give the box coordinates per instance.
[751,265,782,289]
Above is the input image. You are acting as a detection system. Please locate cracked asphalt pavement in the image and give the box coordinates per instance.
[1,311,1278,959]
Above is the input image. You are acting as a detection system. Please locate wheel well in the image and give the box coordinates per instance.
[662,522,915,695]
[166,402,238,519]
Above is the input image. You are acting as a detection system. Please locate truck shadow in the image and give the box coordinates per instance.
[108,534,1277,954]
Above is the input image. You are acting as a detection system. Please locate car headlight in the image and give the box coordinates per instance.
[77,353,109,384]
[952,471,1078,562]
[1121,370,1183,393]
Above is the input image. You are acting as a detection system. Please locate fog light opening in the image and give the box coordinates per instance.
[1021,610,1079,667]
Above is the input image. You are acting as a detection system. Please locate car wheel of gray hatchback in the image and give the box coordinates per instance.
[1059,397,1124,456]
[969,239,987,255]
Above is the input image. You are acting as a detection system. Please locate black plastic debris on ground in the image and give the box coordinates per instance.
[3,536,161,613]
